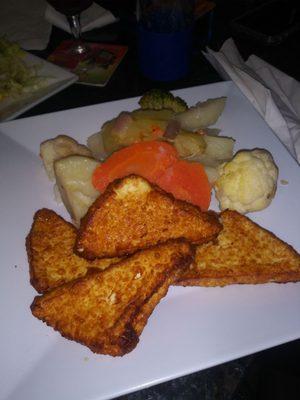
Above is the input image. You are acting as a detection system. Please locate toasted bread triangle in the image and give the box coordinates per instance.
[31,240,194,356]
[76,175,221,259]
[26,209,118,293]
[177,210,300,287]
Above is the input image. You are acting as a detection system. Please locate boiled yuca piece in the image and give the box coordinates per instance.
[40,135,92,180]
[54,155,100,226]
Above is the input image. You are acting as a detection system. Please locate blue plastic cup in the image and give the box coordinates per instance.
[138,23,192,81]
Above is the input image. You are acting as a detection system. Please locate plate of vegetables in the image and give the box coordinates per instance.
[0,37,77,122]
[39,87,278,226]
[1,81,299,400]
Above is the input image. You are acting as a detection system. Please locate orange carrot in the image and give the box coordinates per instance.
[92,140,178,192]
[92,140,211,210]
[156,160,211,211]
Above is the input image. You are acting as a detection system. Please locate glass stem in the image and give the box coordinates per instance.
[67,14,82,40]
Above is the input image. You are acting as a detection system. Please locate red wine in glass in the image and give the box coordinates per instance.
[47,0,94,54]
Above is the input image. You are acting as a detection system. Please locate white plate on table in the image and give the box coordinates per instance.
[0,81,300,400]
[0,51,77,122]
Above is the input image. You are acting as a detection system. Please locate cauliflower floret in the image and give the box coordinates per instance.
[215,149,278,214]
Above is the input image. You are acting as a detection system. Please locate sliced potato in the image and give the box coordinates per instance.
[54,155,100,226]
[189,135,235,185]
[191,153,225,168]
[87,131,108,160]
[102,123,137,154]
[87,109,174,157]
[204,165,220,184]
[40,135,91,181]
[203,135,235,161]
[174,131,206,158]
[131,119,168,139]
[176,97,227,131]
[101,118,168,154]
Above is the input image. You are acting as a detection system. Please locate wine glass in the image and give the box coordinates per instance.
[47,0,93,55]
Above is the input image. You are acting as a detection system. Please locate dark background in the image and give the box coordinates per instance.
[23,0,300,119]
[23,0,300,398]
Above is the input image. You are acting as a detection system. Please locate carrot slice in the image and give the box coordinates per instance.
[92,140,211,210]
[156,160,211,211]
[92,140,178,192]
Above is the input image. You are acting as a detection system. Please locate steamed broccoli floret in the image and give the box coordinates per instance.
[139,89,188,113]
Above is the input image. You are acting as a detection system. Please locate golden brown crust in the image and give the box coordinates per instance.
[76,175,221,259]
[26,209,119,293]
[177,210,300,287]
[31,240,194,356]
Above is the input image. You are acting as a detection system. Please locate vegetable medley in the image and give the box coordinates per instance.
[0,37,46,101]
[40,88,279,225]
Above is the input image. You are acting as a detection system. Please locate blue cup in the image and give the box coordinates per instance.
[138,24,192,81]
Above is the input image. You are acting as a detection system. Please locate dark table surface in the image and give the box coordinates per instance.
[21,0,300,121]
[16,0,300,399]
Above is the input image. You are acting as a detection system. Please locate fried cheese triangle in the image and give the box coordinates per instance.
[76,175,221,259]
[26,209,119,293]
[177,210,300,287]
[31,240,194,356]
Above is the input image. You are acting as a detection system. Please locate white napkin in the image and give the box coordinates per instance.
[45,3,117,34]
[204,38,300,164]
[0,0,52,50]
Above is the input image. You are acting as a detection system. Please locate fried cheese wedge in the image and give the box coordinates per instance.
[31,240,194,356]
[177,210,300,287]
[76,175,222,259]
[26,209,118,293]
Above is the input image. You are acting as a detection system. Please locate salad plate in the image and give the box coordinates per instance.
[1,81,300,400]
[0,51,77,122]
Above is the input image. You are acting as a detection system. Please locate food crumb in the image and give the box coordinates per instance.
[280,179,289,185]
[14,265,18,268]
[108,292,117,304]
[83,356,89,362]
[134,272,142,280]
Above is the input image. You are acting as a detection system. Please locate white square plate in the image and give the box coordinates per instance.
[0,51,77,122]
[1,81,300,400]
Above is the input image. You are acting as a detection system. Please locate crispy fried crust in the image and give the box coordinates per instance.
[177,210,300,287]
[76,175,221,259]
[26,209,118,293]
[31,240,194,356]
